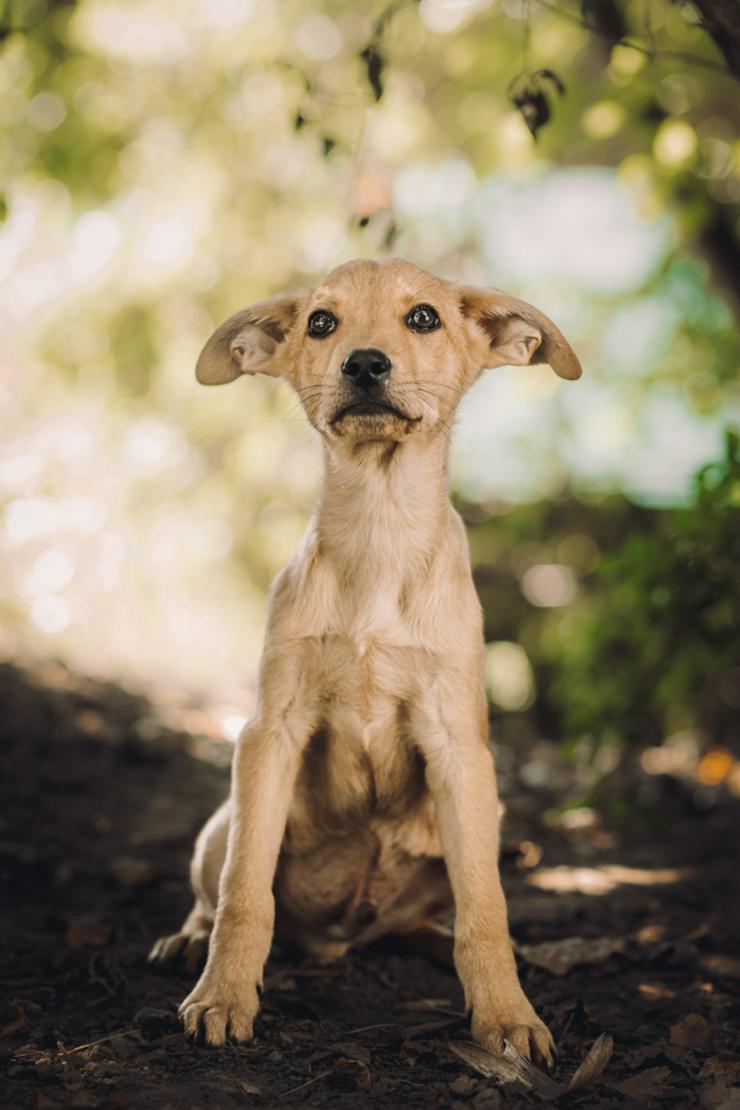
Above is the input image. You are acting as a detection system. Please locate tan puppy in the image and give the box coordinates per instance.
[149,258,581,1062]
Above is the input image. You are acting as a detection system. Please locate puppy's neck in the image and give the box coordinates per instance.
[315,437,451,576]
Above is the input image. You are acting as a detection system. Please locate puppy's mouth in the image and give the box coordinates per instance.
[331,401,418,424]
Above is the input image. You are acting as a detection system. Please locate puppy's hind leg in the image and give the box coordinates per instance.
[149,900,213,972]
[149,800,230,973]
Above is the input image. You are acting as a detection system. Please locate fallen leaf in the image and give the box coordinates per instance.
[700,1054,740,1110]
[700,954,740,980]
[568,1033,614,1091]
[613,1065,673,1100]
[634,923,668,946]
[517,936,625,976]
[670,1013,714,1051]
[353,1061,372,1090]
[0,1000,26,1038]
[108,856,159,888]
[64,921,112,949]
[450,1032,613,1100]
[638,980,676,1000]
[701,1056,740,1084]
[448,1039,564,1100]
[622,1040,688,1069]
[450,1074,479,1095]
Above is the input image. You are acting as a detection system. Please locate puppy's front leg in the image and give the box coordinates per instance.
[180,706,309,1045]
[412,682,554,1064]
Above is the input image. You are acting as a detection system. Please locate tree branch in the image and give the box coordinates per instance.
[533,0,735,76]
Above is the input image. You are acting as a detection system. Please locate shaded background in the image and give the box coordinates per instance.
[1,0,738,802]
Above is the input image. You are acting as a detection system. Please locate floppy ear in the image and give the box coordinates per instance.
[459,287,582,381]
[195,293,304,385]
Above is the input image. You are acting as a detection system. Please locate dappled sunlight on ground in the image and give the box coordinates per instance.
[526,864,691,896]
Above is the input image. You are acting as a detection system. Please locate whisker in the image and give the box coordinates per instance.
[282,393,324,419]
[407,379,459,393]
[295,383,333,394]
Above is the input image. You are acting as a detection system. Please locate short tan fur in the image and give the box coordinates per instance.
[149,258,582,1062]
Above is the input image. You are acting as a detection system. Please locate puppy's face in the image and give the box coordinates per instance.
[295,260,487,443]
[196,259,581,446]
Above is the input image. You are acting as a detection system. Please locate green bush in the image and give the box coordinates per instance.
[551,431,740,751]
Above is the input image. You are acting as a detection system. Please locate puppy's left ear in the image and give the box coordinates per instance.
[196,293,304,385]
[459,286,582,380]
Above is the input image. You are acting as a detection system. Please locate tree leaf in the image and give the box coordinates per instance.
[511,88,550,139]
[360,44,384,101]
[568,1033,614,1091]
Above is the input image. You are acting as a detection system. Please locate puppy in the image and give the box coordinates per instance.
[149,258,581,1061]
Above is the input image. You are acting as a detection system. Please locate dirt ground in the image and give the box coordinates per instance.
[1,659,739,1108]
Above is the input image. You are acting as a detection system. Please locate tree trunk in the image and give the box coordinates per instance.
[693,0,740,78]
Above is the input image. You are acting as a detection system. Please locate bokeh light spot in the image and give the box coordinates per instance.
[485,641,535,711]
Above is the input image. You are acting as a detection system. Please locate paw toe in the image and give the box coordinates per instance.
[227,1008,254,1043]
[179,985,256,1047]
[202,1006,228,1046]
[505,1022,555,1066]
[149,931,209,972]
[532,1023,556,1067]
[477,1020,555,1066]
[506,1024,532,1058]
[149,933,187,964]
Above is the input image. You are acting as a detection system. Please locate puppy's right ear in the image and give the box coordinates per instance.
[195,293,304,385]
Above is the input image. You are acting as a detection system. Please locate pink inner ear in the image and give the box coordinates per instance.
[493,317,542,364]
[230,326,276,371]
[459,288,582,379]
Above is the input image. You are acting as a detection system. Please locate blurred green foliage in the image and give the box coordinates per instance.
[470,432,739,756]
[551,431,740,751]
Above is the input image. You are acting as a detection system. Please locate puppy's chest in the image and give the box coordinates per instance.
[286,637,428,846]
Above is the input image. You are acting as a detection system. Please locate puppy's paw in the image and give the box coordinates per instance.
[178,975,259,1046]
[148,931,209,973]
[473,1000,555,1066]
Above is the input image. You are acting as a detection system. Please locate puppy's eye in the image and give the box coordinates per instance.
[307,309,338,339]
[406,304,440,333]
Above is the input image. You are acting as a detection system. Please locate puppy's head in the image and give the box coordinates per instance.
[196,258,581,444]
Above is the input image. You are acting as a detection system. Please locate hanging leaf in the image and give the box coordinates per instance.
[361,44,384,102]
[511,87,551,139]
[509,67,567,139]
[535,68,566,95]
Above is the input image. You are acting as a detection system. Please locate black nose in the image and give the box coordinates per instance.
[341,348,391,389]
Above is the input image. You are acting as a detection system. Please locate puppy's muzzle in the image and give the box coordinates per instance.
[341,348,391,392]
[334,347,417,425]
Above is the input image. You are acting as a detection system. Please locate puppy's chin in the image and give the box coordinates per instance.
[328,402,419,441]
[338,418,410,444]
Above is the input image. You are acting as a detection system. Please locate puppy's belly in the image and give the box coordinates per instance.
[277,703,442,938]
[275,830,378,931]
[275,823,443,941]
